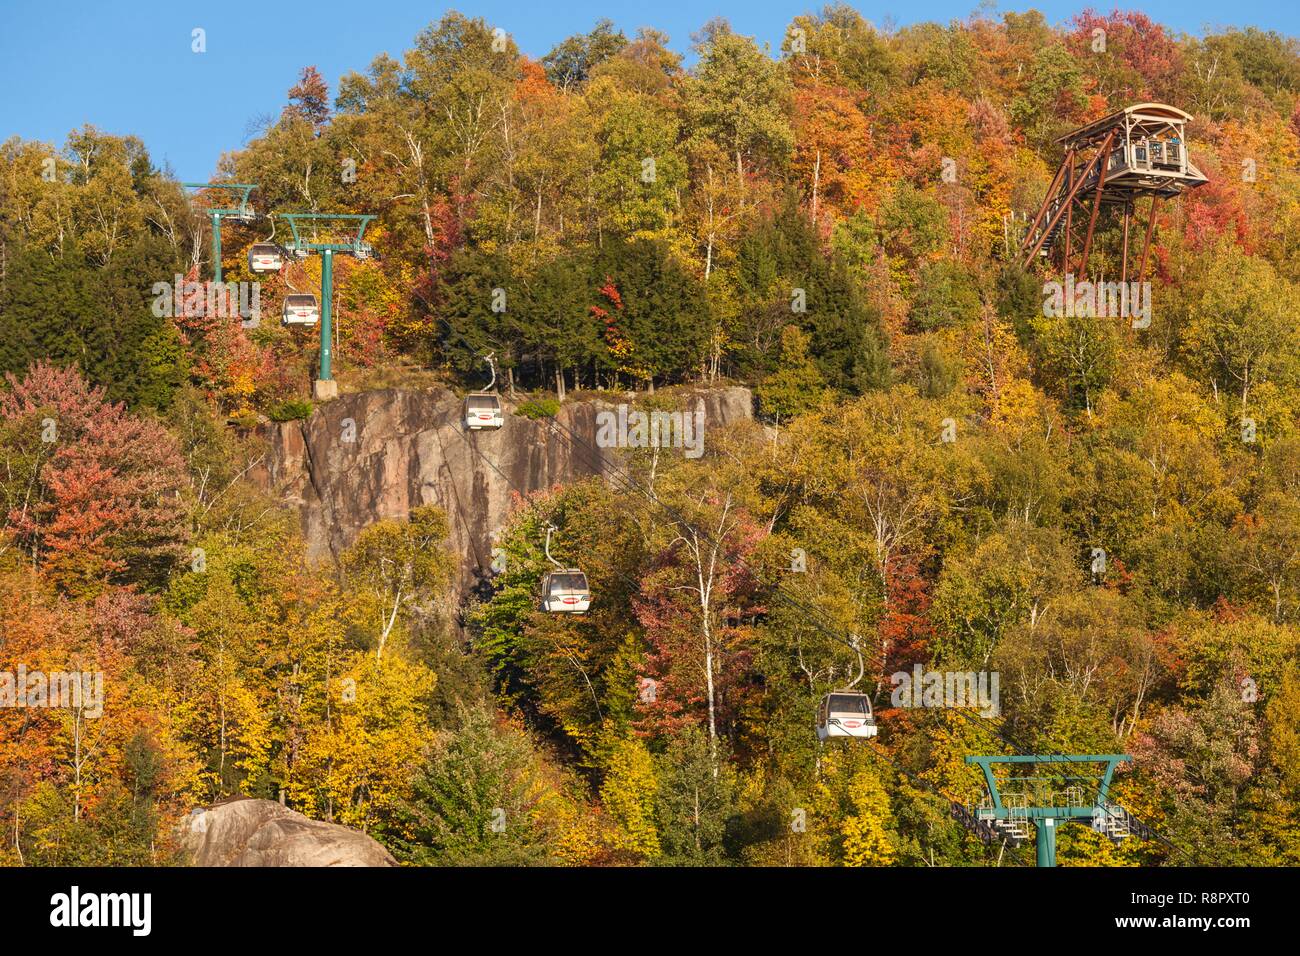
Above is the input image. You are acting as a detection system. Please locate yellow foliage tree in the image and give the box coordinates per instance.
[841,770,896,866]
[599,735,661,859]
[291,652,435,831]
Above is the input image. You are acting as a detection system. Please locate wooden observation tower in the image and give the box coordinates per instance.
[1020,103,1208,280]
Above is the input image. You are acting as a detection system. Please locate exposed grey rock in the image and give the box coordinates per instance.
[252,385,754,592]
[182,798,397,867]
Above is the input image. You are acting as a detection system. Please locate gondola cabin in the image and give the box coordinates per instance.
[248,243,284,273]
[816,692,877,741]
[541,569,591,614]
[464,393,503,430]
[282,293,320,326]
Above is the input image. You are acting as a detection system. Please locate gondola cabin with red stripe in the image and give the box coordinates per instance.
[281,293,319,326]
[540,569,591,614]
[463,351,504,430]
[539,523,591,614]
[464,393,503,430]
[248,243,284,273]
[816,692,877,741]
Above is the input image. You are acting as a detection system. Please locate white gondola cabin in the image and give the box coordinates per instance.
[282,293,320,326]
[541,569,591,614]
[248,243,284,273]
[816,692,877,741]
[464,393,503,430]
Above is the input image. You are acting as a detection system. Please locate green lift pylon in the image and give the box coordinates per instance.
[182,183,257,285]
[963,754,1135,867]
[280,213,375,399]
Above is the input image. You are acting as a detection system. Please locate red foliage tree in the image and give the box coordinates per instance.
[1067,10,1185,104]
[284,66,331,128]
[1,362,189,593]
[878,552,934,673]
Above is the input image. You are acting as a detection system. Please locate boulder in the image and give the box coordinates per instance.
[182,798,397,867]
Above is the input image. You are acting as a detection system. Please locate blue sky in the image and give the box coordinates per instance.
[1,0,1296,178]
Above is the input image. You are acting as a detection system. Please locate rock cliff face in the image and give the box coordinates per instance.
[253,386,753,591]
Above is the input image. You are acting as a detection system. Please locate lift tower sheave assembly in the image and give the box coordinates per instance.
[183,182,257,285]
[280,213,375,400]
[959,754,1151,867]
[1020,103,1208,280]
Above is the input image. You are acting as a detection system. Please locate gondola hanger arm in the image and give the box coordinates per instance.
[544,524,565,571]
[845,635,866,690]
